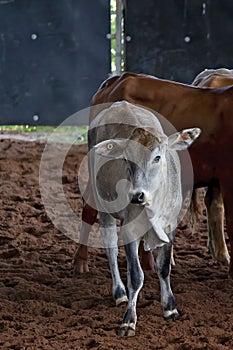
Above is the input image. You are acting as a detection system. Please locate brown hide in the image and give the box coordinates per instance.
[190,70,233,267]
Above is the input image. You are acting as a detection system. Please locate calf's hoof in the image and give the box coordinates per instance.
[117,323,136,337]
[164,309,180,322]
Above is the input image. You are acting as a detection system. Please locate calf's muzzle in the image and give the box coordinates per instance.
[131,192,145,205]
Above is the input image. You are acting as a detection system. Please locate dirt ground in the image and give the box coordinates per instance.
[0,138,233,350]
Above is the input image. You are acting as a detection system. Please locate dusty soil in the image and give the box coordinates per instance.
[0,138,232,350]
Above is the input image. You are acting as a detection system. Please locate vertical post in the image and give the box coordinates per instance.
[115,0,123,74]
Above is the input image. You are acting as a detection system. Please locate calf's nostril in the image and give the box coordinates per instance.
[131,192,145,204]
[137,192,144,202]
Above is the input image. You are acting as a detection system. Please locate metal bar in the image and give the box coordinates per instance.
[115,0,123,74]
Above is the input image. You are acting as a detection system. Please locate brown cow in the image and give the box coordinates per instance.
[190,68,233,266]
[74,72,233,277]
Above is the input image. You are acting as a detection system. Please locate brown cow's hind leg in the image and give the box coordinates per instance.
[73,202,98,274]
[221,180,233,278]
[139,241,156,271]
[205,183,230,266]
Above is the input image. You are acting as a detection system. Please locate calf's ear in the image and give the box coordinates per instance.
[168,128,201,150]
[94,139,125,158]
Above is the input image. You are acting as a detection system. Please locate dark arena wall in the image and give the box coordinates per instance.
[125,0,233,83]
[1,1,232,125]
[0,0,110,125]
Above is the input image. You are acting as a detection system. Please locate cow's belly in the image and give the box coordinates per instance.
[187,143,218,186]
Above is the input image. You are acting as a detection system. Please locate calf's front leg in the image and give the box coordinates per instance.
[99,213,128,306]
[118,239,144,337]
[156,237,179,321]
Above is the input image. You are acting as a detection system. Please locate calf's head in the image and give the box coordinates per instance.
[94,126,201,207]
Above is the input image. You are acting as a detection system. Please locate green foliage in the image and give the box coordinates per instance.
[0,125,37,132]
[0,125,88,143]
[110,0,124,73]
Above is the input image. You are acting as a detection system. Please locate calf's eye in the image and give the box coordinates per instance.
[153,155,161,163]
